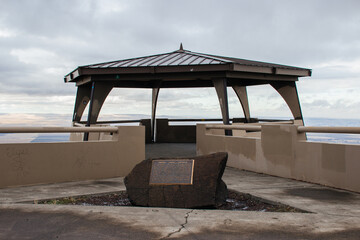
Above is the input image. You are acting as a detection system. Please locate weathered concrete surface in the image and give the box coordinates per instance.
[0,178,126,204]
[0,168,359,239]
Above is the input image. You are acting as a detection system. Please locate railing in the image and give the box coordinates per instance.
[76,118,292,125]
[169,118,225,122]
[257,118,293,122]
[205,124,360,134]
[78,120,141,124]
[297,126,360,134]
[0,126,118,133]
[168,118,290,123]
[205,124,262,131]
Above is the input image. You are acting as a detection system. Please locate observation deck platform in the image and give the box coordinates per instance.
[1,165,359,239]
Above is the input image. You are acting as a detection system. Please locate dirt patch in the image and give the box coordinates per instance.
[36,190,307,213]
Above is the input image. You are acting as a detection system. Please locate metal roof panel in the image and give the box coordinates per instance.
[66,47,311,82]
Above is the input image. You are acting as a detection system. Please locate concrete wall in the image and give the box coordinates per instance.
[156,119,196,143]
[139,119,152,143]
[0,126,145,188]
[197,124,360,193]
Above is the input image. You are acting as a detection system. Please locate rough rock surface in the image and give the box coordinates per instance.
[124,152,228,208]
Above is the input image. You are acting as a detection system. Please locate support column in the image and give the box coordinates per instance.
[151,84,161,142]
[72,84,92,123]
[270,81,304,125]
[232,85,251,123]
[84,82,96,141]
[213,78,232,136]
[84,82,113,141]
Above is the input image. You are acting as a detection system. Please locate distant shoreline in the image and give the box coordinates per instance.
[1,114,359,144]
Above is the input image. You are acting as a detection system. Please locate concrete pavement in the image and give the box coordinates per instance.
[0,167,359,239]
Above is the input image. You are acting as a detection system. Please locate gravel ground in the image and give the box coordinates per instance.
[36,190,306,213]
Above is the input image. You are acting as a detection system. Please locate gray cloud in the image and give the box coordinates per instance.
[303,99,331,108]
[0,0,359,118]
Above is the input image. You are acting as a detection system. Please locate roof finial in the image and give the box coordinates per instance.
[179,43,184,51]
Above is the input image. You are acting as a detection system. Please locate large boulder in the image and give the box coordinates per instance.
[124,152,228,208]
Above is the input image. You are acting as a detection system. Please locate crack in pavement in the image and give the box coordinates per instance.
[162,209,194,239]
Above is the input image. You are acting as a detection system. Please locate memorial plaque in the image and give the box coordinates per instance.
[149,159,194,185]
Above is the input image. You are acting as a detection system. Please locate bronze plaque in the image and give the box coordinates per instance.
[149,159,194,185]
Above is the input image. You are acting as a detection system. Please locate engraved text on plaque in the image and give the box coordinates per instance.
[149,159,194,185]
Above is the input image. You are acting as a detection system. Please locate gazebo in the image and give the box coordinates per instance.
[65,45,311,141]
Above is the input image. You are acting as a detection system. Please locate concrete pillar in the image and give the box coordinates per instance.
[270,81,304,125]
[213,78,232,136]
[232,85,251,123]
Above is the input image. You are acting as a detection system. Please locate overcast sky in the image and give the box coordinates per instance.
[1,0,360,124]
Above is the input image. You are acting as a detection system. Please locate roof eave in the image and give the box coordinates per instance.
[65,64,233,83]
[64,68,82,83]
[233,64,311,77]
[275,68,312,77]
[65,63,312,83]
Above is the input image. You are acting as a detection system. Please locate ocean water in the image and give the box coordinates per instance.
[0,115,359,144]
[30,133,71,143]
[304,118,360,144]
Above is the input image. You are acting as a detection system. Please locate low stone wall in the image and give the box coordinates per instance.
[156,119,196,143]
[197,124,360,193]
[0,126,145,188]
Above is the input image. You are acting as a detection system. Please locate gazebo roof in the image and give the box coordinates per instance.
[65,46,311,88]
